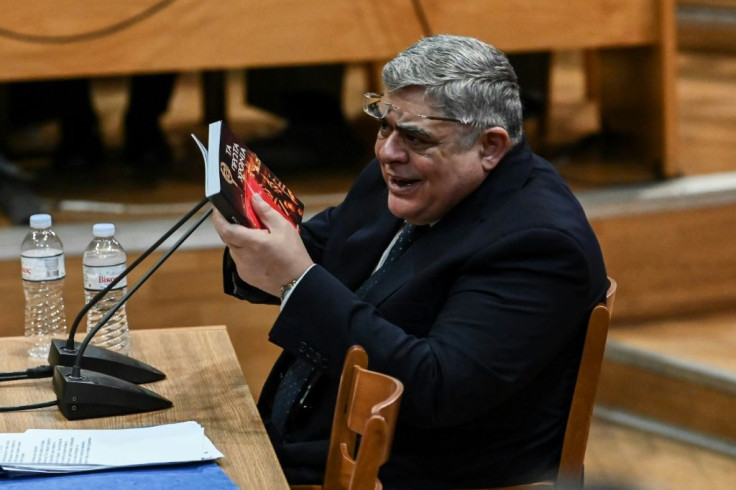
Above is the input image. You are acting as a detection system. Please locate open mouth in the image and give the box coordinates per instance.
[390,176,420,189]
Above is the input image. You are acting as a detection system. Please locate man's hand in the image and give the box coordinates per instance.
[212,194,314,297]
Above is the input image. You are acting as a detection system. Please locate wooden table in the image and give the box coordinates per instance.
[0,326,289,489]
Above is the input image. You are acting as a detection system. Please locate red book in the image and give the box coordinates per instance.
[192,121,304,229]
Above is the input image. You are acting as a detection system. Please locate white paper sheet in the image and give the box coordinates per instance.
[0,421,223,476]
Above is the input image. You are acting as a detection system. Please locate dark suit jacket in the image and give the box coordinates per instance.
[224,139,608,489]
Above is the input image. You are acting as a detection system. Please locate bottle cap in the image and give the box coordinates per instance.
[92,223,115,237]
[29,214,52,229]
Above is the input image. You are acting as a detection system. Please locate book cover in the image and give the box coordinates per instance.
[192,121,304,229]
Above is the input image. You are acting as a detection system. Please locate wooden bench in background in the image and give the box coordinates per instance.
[0,0,677,177]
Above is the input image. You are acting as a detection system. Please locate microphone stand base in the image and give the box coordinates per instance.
[48,339,166,384]
[53,366,173,420]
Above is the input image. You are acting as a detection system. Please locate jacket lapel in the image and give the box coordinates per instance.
[337,211,403,290]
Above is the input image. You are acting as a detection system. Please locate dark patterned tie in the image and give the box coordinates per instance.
[269,355,317,435]
[354,223,422,297]
[270,222,423,436]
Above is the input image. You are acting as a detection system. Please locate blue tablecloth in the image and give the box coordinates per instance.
[0,462,237,489]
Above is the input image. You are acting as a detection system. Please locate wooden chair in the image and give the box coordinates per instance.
[483,277,618,490]
[556,276,617,485]
[292,345,404,490]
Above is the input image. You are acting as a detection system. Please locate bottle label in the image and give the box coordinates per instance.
[21,253,65,281]
[83,263,127,290]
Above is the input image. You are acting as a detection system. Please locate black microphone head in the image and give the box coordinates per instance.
[53,366,172,420]
[48,339,166,384]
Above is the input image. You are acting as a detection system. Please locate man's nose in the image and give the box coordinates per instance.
[377,132,408,163]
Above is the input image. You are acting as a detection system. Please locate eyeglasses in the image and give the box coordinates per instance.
[363,92,470,125]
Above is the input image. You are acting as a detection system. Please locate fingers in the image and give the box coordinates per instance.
[211,206,265,247]
[211,209,230,243]
[251,193,287,231]
[211,208,228,229]
[211,208,238,243]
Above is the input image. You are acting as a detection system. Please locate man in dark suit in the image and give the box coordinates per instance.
[213,35,608,489]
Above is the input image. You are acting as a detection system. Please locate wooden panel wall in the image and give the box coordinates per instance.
[591,202,736,323]
[0,0,424,81]
[678,0,736,53]
[417,0,664,51]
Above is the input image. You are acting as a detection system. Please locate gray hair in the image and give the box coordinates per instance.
[382,35,523,146]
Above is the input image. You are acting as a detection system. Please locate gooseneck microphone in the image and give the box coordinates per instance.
[52,200,214,420]
[48,197,211,384]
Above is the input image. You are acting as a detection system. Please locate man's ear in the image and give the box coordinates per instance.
[479,127,512,171]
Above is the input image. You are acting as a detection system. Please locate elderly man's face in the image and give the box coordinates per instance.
[374,87,503,225]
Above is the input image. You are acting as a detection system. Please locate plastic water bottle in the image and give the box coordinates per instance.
[83,223,131,355]
[21,214,67,358]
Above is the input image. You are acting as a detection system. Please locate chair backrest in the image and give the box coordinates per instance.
[557,277,617,484]
[323,345,404,490]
